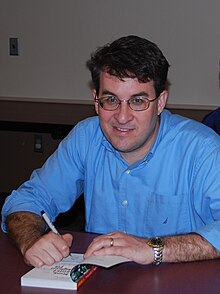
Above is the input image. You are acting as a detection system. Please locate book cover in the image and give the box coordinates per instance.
[21,253,130,290]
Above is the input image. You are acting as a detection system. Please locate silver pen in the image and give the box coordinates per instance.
[41,210,61,236]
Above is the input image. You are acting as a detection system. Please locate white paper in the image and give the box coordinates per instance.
[81,254,131,268]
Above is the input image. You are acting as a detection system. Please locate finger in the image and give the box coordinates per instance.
[46,232,71,257]
[43,241,66,261]
[62,233,73,248]
[24,246,57,267]
[24,232,71,267]
[84,236,116,258]
[24,254,44,268]
[92,243,142,262]
[84,231,128,258]
[92,246,125,257]
[24,240,63,266]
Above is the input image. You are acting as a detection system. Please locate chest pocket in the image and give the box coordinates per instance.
[144,191,191,237]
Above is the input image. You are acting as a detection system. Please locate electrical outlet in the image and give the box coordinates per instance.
[9,38,19,56]
[34,135,43,153]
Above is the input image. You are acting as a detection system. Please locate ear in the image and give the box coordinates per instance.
[157,90,168,115]
[93,89,99,114]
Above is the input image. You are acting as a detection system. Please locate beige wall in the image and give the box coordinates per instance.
[0,0,220,108]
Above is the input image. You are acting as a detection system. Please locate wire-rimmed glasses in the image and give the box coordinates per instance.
[95,95,158,111]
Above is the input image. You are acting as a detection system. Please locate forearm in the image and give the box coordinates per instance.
[5,212,46,255]
[163,233,220,263]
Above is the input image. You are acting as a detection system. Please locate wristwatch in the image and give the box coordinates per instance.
[147,237,164,265]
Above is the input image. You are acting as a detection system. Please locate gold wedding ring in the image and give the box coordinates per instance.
[110,237,114,247]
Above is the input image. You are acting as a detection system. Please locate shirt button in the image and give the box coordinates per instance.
[125,169,130,174]
[122,200,128,206]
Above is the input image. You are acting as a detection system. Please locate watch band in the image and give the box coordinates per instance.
[147,237,164,266]
[152,246,163,265]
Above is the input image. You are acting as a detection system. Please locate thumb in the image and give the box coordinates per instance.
[62,233,73,247]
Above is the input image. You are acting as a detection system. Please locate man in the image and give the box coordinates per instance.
[202,107,220,135]
[2,35,220,268]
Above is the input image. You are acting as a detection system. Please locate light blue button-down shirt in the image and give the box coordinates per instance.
[2,110,220,250]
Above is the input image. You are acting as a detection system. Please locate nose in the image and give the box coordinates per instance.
[114,101,133,124]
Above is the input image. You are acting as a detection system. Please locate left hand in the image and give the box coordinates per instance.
[84,231,154,264]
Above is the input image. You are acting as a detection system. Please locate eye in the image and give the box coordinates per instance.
[130,96,146,105]
[105,95,118,105]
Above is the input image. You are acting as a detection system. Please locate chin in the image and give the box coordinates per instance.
[106,134,133,152]
[112,143,132,153]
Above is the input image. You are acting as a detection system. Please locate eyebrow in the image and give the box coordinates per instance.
[100,90,150,98]
[101,90,116,96]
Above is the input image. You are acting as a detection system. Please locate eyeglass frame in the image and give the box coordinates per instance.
[94,94,159,111]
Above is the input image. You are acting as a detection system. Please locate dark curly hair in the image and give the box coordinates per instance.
[86,35,170,97]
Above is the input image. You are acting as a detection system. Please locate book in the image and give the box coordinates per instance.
[21,254,96,290]
[21,253,131,290]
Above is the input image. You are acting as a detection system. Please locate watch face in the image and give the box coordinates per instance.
[149,237,164,248]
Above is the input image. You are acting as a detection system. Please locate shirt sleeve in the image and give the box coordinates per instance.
[1,122,87,233]
[192,138,220,251]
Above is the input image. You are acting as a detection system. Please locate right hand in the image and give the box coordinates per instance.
[24,231,73,267]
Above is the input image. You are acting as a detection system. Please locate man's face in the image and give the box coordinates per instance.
[94,72,168,164]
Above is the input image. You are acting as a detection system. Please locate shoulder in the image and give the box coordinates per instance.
[161,109,220,149]
[54,116,103,163]
[68,116,101,138]
[75,116,100,129]
[60,116,103,153]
